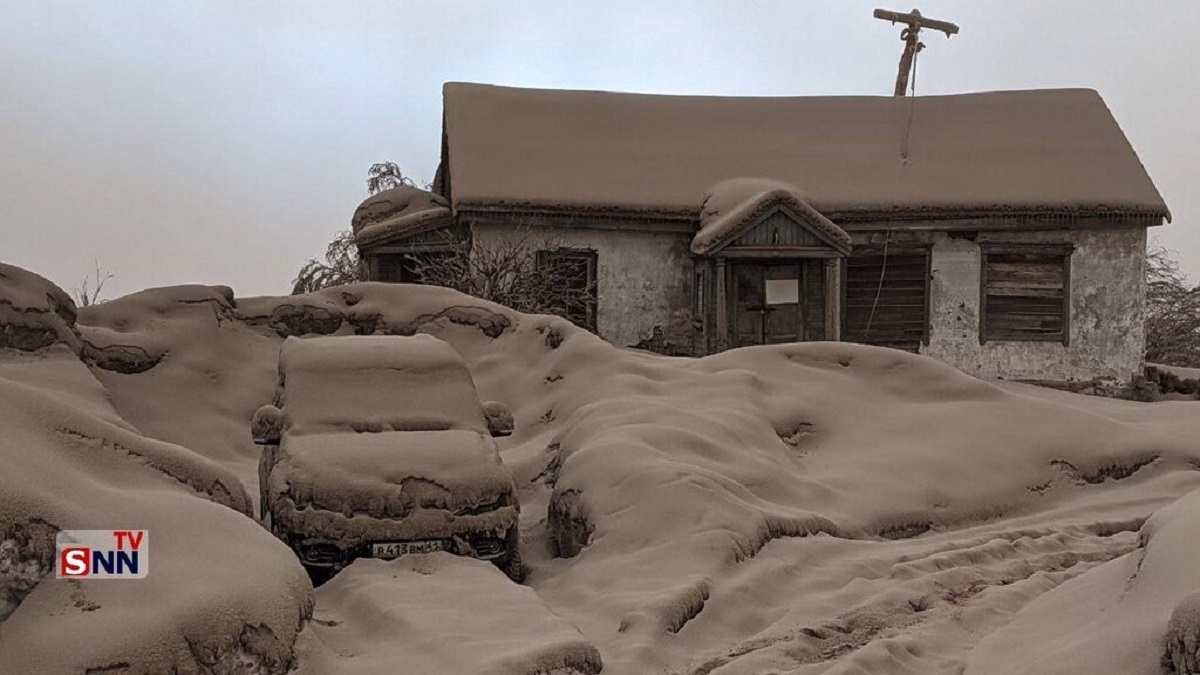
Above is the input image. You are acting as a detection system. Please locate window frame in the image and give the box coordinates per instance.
[535,247,599,333]
[373,250,455,283]
[978,243,1074,346]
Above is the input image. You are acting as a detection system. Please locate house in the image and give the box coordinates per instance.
[352,82,1170,386]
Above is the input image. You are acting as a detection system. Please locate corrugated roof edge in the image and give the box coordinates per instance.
[452,197,1168,225]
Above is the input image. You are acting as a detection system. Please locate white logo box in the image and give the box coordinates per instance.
[56,530,148,579]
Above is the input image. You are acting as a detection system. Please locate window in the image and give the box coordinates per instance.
[842,248,930,352]
[374,251,453,283]
[536,248,598,332]
[375,253,405,282]
[980,245,1072,344]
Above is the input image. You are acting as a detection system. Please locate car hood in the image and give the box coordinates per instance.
[272,429,516,519]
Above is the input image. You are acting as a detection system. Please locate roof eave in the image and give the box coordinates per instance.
[455,200,1169,227]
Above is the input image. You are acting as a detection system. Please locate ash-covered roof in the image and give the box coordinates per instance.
[442,83,1169,222]
[693,178,851,256]
[351,186,452,248]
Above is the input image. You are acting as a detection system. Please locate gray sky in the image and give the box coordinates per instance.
[2,1,1197,300]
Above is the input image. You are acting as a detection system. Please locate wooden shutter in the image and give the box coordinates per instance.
[842,250,930,352]
[981,246,1071,344]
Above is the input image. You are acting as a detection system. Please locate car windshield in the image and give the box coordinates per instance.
[278,336,489,435]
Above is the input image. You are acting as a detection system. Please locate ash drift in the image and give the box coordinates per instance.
[4,263,1200,674]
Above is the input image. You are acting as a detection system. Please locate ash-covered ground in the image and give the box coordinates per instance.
[3,261,1200,675]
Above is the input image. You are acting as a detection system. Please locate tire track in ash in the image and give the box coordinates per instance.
[673,521,1140,675]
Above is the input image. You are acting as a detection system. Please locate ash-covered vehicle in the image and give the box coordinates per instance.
[252,334,521,583]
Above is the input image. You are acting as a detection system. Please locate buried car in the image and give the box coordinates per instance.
[252,334,521,583]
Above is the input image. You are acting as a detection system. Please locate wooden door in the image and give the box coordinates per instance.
[733,263,803,347]
[734,265,764,347]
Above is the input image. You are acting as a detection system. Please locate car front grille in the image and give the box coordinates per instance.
[298,541,344,565]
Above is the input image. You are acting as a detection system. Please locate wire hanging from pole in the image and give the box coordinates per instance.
[864,224,892,342]
[900,48,919,159]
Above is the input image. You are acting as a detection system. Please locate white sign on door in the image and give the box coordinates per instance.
[765,279,800,305]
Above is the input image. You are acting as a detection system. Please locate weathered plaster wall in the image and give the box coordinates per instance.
[471,219,1147,381]
[915,227,1147,385]
[471,224,694,349]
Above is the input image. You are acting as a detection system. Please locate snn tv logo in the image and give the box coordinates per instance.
[57,530,148,579]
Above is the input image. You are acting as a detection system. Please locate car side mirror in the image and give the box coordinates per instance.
[251,404,284,445]
[483,401,514,438]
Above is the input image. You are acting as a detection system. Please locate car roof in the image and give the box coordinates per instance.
[276,334,490,435]
[279,334,468,376]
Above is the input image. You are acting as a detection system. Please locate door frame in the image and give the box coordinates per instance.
[713,256,841,350]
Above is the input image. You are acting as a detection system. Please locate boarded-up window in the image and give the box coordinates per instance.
[842,249,930,352]
[536,249,598,332]
[981,246,1071,344]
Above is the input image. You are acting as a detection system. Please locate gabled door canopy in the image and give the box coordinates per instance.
[692,178,851,257]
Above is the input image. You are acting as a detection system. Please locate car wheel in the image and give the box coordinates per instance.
[304,564,334,587]
[499,527,524,583]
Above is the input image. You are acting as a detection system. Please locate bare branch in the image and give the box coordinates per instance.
[294,157,421,293]
[409,227,597,330]
[73,260,114,307]
[1145,242,1200,368]
[366,161,416,195]
[291,230,367,294]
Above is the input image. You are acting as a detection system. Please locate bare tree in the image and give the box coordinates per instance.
[366,161,415,195]
[410,230,596,329]
[291,230,367,295]
[291,162,418,293]
[74,261,114,307]
[1145,243,1200,367]
[295,163,593,315]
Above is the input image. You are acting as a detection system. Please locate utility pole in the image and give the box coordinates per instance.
[874,8,958,97]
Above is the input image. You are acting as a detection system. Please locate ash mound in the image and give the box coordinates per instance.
[4,263,1200,674]
[0,263,82,353]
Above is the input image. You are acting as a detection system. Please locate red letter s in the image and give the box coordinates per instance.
[60,548,90,577]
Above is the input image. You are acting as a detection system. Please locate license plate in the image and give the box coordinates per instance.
[371,540,446,558]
